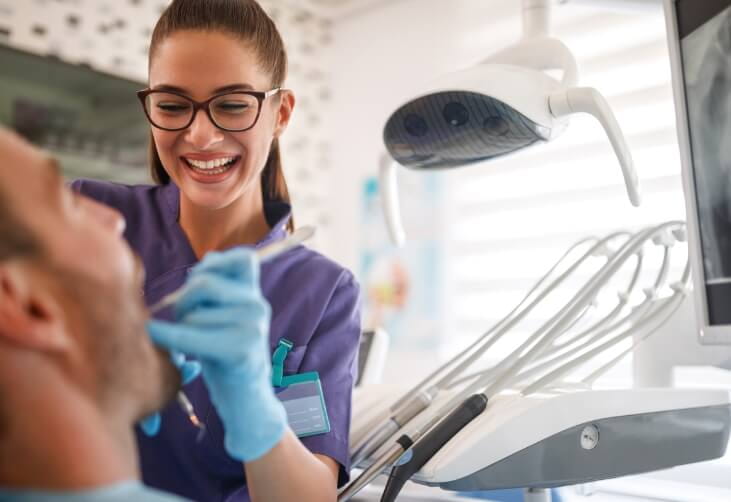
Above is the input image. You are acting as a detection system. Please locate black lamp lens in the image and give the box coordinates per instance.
[482,116,510,136]
[404,113,428,137]
[443,102,469,127]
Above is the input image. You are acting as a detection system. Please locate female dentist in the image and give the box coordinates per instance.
[72,0,361,501]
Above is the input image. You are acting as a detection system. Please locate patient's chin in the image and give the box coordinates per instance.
[136,348,181,418]
[157,348,182,406]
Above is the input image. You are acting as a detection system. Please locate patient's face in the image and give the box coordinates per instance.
[0,130,178,418]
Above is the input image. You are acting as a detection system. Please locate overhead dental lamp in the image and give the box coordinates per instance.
[380,0,641,246]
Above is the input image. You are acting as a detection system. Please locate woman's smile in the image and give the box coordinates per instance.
[179,153,242,184]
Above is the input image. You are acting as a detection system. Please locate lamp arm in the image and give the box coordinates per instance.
[549,87,641,207]
[379,153,406,246]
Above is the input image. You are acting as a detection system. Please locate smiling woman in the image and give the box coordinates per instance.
[144,1,295,237]
[70,1,361,502]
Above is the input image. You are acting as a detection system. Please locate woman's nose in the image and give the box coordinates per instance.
[184,109,225,150]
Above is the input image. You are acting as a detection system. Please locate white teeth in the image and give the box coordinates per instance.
[185,156,236,170]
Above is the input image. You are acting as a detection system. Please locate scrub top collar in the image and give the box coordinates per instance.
[160,183,292,249]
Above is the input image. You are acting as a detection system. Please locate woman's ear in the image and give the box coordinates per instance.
[0,262,70,352]
[274,89,296,138]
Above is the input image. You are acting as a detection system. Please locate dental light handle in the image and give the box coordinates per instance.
[379,394,488,502]
[549,87,641,207]
[379,154,406,246]
[338,436,414,502]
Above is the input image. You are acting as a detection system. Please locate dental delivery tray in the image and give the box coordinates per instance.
[351,386,731,491]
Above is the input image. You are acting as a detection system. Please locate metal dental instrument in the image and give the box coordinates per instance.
[150,225,316,315]
[149,225,316,433]
[177,391,207,441]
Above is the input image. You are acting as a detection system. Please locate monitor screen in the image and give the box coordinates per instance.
[676,0,731,326]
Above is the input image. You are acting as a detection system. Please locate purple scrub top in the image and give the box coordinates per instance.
[72,179,362,502]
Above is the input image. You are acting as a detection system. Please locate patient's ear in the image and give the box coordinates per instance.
[0,263,69,351]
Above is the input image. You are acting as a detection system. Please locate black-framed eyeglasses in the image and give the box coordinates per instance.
[136,88,281,132]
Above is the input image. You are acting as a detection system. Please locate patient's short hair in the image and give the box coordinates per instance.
[0,186,39,261]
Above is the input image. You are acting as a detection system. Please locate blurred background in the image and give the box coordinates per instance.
[1,1,730,499]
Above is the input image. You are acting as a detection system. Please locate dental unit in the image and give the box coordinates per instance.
[341,0,731,500]
[342,222,730,502]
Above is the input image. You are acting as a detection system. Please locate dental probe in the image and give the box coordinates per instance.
[177,391,207,440]
[149,225,316,433]
[150,225,315,314]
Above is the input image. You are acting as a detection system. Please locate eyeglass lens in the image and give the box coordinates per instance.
[145,92,260,131]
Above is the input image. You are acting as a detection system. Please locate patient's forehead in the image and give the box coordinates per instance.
[0,130,57,195]
[0,129,45,163]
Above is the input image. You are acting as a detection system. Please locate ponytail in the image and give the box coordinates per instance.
[261,139,294,232]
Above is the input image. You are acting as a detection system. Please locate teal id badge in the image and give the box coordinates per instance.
[272,339,331,438]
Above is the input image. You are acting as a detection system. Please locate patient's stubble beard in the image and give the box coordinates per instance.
[50,257,179,422]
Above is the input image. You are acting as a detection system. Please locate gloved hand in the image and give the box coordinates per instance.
[146,248,287,462]
[139,351,202,436]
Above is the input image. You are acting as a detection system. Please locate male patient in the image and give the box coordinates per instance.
[0,129,187,500]
[0,129,290,501]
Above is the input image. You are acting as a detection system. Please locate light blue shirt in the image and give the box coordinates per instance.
[0,481,188,501]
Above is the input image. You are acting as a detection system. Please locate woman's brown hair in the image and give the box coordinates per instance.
[148,0,293,231]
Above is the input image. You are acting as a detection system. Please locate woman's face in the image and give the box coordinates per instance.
[148,30,292,210]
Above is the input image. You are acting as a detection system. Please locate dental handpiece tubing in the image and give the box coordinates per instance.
[379,393,488,502]
[338,435,414,502]
[353,237,608,463]
[351,390,432,467]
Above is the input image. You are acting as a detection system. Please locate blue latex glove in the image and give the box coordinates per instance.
[139,351,202,436]
[146,248,287,461]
